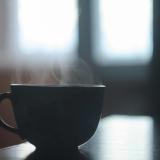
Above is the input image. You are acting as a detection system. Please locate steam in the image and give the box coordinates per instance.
[11,54,95,85]
[60,58,94,84]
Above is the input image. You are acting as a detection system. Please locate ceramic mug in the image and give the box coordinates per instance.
[0,84,105,150]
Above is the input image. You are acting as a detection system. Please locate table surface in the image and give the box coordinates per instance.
[0,115,160,160]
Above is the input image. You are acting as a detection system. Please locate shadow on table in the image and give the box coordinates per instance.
[25,148,92,160]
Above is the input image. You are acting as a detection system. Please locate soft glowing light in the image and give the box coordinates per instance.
[18,0,78,55]
[94,0,153,65]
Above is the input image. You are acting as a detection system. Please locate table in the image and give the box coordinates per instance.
[0,115,160,160]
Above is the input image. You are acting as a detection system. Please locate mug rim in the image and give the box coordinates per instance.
[11,83,105,88]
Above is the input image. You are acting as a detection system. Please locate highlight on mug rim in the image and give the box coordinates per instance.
[11,83,105,88]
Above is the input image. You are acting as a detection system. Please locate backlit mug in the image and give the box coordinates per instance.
[0,84,105,155]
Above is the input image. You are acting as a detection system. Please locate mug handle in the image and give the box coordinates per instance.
[0,92,20,135]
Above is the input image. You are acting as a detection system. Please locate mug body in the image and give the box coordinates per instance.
[10,84,105,148]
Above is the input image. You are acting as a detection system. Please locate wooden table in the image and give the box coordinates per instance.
[0,115,160,160]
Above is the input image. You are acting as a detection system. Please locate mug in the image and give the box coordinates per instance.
[0,84,105,150]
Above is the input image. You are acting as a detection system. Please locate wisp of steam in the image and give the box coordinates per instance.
[11,54,96,85]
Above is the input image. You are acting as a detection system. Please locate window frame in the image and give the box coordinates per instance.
[78,0,155,83]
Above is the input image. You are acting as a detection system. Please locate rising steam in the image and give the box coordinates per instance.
[11,54,95,85]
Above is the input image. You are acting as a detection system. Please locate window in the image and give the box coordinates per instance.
[93,0,153,66]
[18,0,78,57]
[0,0,154,81]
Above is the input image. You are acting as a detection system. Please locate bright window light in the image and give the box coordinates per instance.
[18,0,78,56]
[93,0,153,65]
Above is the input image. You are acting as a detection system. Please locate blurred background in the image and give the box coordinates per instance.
[0,0,159,148]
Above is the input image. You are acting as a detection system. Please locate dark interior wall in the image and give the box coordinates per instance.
[149,0,160,117]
